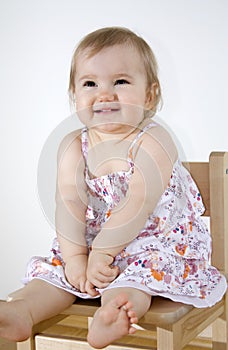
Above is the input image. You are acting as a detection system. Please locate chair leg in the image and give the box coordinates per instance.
[157,327,181,350]
[17,337,34,350]
[212,317,227,350]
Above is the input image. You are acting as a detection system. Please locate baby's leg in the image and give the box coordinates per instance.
[0,279,75,342]
[87,287,151,349]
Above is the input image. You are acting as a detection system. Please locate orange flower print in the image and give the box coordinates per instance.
[183,264,190,279]
[106,209,111,219]
[52,258,62,266]
[200,289,206,299]
[151,269,164,281]
[175,243,188,256]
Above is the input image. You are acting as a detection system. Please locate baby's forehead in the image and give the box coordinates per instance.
[77,43,140,61]
[75,45,145,77]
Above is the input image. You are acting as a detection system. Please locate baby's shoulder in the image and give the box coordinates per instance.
[142,122,178,164]
[145,122,174,143]
[57,128,83,163]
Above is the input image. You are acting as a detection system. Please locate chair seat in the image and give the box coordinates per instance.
[61,296,225,331]
[141,297,193,326]
[61,297,193,326]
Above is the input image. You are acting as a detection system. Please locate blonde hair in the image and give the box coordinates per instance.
[69,27,162,117]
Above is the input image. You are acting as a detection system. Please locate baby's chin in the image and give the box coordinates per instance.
[94,123,129,133]
[89,122,138,134]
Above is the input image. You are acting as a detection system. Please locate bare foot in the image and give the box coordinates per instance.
[0,300,33,341]
[87,293,138,349]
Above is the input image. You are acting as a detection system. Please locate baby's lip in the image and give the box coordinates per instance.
[93,103,120,113]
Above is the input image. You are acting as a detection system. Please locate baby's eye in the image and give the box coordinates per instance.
[114,79,130,85]
[83,81,96,87]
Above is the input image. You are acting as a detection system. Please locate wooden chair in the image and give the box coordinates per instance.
[17,151,228,350]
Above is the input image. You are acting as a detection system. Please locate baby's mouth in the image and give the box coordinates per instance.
[93,103,120,114]
[94,109,119,113]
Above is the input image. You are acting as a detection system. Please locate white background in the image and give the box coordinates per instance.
[0,0,227,299]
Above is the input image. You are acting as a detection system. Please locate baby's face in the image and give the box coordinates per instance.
[74,44,151,133]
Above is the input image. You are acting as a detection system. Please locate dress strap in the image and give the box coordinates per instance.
[81,127,90,181]
[127,122,157,173]
[81,127,88,160]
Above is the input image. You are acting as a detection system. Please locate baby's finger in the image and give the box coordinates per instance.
[79,280,86,293]
[94,271,118,284]
[88,276,111,289]
[112,265,120,276]
[101,265,119,277]
[67,278,80,291]
[85,281,99,296]
[95,281,111,289]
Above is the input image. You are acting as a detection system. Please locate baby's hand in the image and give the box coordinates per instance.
[65,254,88,292]
[87,250,119,289]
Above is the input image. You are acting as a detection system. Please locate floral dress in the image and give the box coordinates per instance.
[23,123,227,307]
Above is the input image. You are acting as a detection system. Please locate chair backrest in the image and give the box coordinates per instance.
[184,152,228,276]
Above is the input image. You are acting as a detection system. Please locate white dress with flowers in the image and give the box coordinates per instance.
[23,123,227,307]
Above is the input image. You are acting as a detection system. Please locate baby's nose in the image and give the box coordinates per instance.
[97,86,116,102]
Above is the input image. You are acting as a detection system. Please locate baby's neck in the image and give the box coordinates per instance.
[88,118,151,144]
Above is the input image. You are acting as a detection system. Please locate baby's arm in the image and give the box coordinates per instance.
[91,125,178,257]
[57,234,88,292]
[55,130,87,246]
[56,131,118,294]
[55,131,96,293]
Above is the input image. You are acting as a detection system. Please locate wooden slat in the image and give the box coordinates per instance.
[37,317,157,349]
[209,152,228,273]
[35,336,150,350]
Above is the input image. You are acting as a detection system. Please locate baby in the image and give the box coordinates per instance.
[0,27,226,348]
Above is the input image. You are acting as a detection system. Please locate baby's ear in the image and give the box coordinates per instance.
[145,83,158,110]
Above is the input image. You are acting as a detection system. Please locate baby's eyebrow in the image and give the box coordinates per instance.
[78,74,97,82]
[114,73,132,79]
[76,73,133,83]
